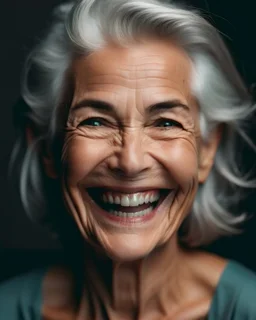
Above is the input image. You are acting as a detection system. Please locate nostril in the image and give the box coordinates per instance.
[109,166,150,180]
[111,167,128,177]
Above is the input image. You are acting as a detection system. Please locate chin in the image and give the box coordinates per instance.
[100,234,159,262]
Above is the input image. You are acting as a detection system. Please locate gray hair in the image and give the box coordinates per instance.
[12,0,256,247]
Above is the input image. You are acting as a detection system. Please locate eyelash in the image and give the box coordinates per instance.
[79,117,106,127]
[78,117,183,129]
[154,117,183,129]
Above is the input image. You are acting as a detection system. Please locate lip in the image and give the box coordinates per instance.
[84,188,174,227]
[85,185,172,194]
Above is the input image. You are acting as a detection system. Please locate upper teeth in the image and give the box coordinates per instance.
[102,191,160,207]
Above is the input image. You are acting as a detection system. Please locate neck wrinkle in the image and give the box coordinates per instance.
[82,235,185,319]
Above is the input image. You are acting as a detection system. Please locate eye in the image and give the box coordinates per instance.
[79,117,105,127]
[155,118,183,128]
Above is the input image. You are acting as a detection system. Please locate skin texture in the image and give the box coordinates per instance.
[41,40,226,319]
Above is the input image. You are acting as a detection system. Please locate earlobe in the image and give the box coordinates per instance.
[198,154,214,183]
[25,126,34,146]
[42,155,58,179]
[26,126,58,179]
[198,126,222,184]
[41,139,59,179]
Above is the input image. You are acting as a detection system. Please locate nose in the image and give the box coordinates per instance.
[107,129,152,178]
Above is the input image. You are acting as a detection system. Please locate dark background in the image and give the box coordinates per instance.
[0,0,256,281]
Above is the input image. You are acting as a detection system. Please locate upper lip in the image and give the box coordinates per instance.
[86,186,173,194]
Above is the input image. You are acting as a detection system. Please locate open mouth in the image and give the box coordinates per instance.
[87,188,170,219]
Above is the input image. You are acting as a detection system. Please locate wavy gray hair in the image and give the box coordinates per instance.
[12,0,256,247]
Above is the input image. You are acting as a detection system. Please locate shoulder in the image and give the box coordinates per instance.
[0,264,77,320]
[222,261,256,305]
[0,268,47,320]
[209,260,256,319]
[41,265,77,317]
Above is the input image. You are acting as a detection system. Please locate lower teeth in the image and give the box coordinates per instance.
[109,206,154,218]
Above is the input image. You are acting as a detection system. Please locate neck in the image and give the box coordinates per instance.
[81,236,190,319]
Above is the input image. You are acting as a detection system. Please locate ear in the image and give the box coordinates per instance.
[26,126,58,179]
[198,125,222,184]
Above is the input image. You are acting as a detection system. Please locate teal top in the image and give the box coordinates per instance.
[208,261,256,319]
[0,261,256,319]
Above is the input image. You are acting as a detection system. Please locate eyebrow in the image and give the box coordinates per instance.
[147,100,189,114]
[71,99,114,113]
[70,98,189,114]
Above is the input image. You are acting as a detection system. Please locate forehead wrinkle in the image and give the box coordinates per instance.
[118,63,170,80]
[82,72,188,90]
[75,61,190,90]
[83,76,180,91]
[119,61,166,72]
[84,60,170,81]
[121,51,185,67]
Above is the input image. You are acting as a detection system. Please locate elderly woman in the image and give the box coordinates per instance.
[1,0,256,319]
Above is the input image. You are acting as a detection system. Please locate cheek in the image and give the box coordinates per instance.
[158,138,199,188]
[62,135,108,183]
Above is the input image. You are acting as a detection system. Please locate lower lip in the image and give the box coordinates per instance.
[89,192,171,226]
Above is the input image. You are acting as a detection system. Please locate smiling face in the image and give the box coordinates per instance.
[50,40,218,261]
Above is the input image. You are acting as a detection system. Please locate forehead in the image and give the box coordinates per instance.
[72,40,193,102]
